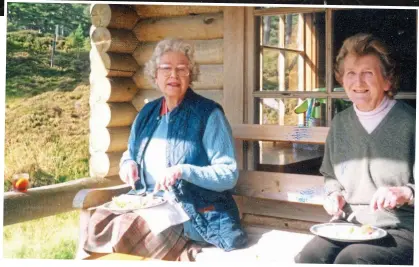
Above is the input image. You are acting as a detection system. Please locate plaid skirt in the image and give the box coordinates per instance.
[82,208,202,261]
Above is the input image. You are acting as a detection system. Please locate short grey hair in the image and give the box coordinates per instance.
[144,38,200,89]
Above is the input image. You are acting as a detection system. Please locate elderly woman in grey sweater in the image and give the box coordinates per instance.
[295,33,415,265]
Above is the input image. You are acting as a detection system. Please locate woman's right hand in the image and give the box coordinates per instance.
[119,160,139,189]
[324,192,346,219]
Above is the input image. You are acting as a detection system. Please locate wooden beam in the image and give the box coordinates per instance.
[241,197,329,223]
[134,5,223,18]
[132,65,223,90]
[133,39,224,66]
[90,26,139,54]
[253,90,329,98]
[89,126,130,153]
[90,4,139,30]
[90,76,139,103]
[224,7,245,170]
[90,152,123,178]
[4,176,123,226]
[232,124,329,144]
[90,50,139,77]
[133,13,224,42]
[234,170,324,205]
[90,102,138,128]
[254,7,326,16]
[326,9,334,125]
[244,7,257,171]
[73,183,131,210]
[131,89,223,111]
[242,213,318,233]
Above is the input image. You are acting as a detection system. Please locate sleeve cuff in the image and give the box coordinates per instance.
[324,180,344,196]
[179,164,192,182]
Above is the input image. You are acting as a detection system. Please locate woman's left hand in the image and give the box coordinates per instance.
[370,186,413,211]
[154,166,182,192]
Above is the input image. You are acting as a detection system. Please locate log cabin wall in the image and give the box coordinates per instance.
[88,4,246,178]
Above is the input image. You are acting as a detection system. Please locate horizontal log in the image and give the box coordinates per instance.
[134,5,223,18]
[234,171,324,205]
[132,64,223,90]
[90,50,139,77]
[89,151,123,178]
[90,4,139,30]
[89,126,130,153]
[90,102,138,128]
[90,26,138,54]
[133,13,223,42]
[131,89,223,111]
[242,213,317,234]
[4,176,123,226]
[232,124,329,144]
[133,39,223,66]
[241,196,329,223]
[73,183,131,209]
[90,76,139,103]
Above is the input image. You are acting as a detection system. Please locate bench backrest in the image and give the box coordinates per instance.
[230,124,330,232]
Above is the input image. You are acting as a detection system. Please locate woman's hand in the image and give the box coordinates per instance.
[370,186,413,211]
[154,166,182,192]
[324,192,346,219]
[119,160,139,189]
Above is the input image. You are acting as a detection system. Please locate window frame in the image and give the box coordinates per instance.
[244,7,417,170]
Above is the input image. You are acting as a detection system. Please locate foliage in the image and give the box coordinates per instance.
[3,211,79,259]
[5,31,91,190]
[64,24,86,52]
[7,3,90,36]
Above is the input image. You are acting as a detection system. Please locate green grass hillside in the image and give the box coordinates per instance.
[4,30,91,259]
[5,32,90,191]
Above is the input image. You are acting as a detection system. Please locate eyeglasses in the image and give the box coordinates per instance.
[157,65,190,77]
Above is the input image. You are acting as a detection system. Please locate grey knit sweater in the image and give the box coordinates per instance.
[320,101,415,231]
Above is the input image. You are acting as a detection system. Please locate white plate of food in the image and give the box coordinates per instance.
[100,194,167,213]
[310,223,387,242]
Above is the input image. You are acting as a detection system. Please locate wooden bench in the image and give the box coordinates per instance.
[73,124,330,262]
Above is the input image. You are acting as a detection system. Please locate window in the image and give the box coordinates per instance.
[248,7,417,173]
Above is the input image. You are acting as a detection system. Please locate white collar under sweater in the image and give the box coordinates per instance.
[353,96,397,134]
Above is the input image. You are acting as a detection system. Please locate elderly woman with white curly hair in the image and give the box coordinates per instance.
[81,38,247,261]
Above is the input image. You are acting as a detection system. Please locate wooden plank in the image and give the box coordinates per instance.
[254,7,326,16]
[244,7,256,170]
[224,6,245,170]
[89,126,130,153]
[90,4,139,30]
[90,102,138,128]
[132,64,223,90]
[232,124,329,144]
[234,170,324,205]
[253,90,329,98]
[131,89,223,111]
[133,13,223,42]
[89,151,124,178]
[90,26,138,54]
[90,50,139,78]
[134,5,223,18]
[4,176,123,226]
[241,196,329,223]
[242,213,318,233]
[326,9,333,125]
[73,183,130,209]
[133,39,224,66]
[90,76,139,103]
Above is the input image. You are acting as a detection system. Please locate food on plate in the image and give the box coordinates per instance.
[317,224,378,240]
[108,195,165,210]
